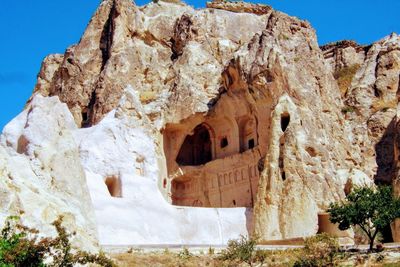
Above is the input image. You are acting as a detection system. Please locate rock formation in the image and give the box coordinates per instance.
[1,0,399,246]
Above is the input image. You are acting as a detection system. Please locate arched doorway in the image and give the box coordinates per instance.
[176,124,213,166]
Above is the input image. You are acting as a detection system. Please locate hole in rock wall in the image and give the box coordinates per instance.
[280,113,290,132]
[82,111,88,124]
[281,171,286,181]
[17,135,29,154]
[176,124,212,166]
[248,139,255,149]
[105,176,122,198]
[306,147,317,157]
[374,85,381,97]
[220,137,228,148]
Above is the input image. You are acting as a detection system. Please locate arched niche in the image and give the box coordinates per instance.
[238,116,257,153]
[176,124,214,166]
[207,116,240,158]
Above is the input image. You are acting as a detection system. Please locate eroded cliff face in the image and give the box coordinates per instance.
[1,0,399,245]
[322,35,400,241]
[322,35,399,184]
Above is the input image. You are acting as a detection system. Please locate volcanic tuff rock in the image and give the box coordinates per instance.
[1,0,399,246]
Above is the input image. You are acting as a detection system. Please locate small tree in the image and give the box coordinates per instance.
[328,185,400,251]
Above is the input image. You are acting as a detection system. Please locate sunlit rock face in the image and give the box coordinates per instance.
[322,34,400,241]
[0,95,98,251]
[1,0,399,246]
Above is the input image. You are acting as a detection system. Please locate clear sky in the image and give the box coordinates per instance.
[1,0,399,131]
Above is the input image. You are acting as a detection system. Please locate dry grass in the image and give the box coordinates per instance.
[110,249,400,267]
[111,249,301,267]
[333,64,360,97]
[371,98,397,113]
[112,251,218,267]
[139,91,157,104]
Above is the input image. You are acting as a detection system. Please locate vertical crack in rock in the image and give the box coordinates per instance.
[170,14,194,61]
[82,90,97,128]
[82,0,120,127]
[99,0,119,71]
[374,118,396,183]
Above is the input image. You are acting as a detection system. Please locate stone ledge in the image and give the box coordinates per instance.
[206,0,272,15]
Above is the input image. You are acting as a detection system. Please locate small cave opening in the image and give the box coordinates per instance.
[281,171,286,181]
[220,137,228,148]
[82,111,88,123]
[81,109,89,128]
[373,85,381,97]
[176,124,212,166]
[105,175,122,198]
[163,178,167,189]
[248,139,255,149]
[280,113,290,132]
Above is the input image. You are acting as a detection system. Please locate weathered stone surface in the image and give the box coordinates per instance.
[206,0,272,15]
[1,0,399,246]
[325,34,400,183]
[0,95,98,251]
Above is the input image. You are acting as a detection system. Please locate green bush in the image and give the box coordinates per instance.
[218,235,257,266]
[294,233,339,267]
[0,216,115,267]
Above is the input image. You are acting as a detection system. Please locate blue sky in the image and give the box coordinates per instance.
[1,0,399,131]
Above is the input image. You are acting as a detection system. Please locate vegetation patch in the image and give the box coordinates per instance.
[341,105,355,114]
[333,64,360,96]
[293,233,341,267]
[371,98,397,113]
[0,216,114,267]
[328,185,400,251]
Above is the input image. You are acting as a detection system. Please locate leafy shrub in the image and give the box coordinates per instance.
[218,235,257,266]
[0,216,115,267]
[294,233,339,267]
[0,216,49,267]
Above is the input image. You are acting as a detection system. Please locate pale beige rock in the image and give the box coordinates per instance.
[0,95,98,251]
